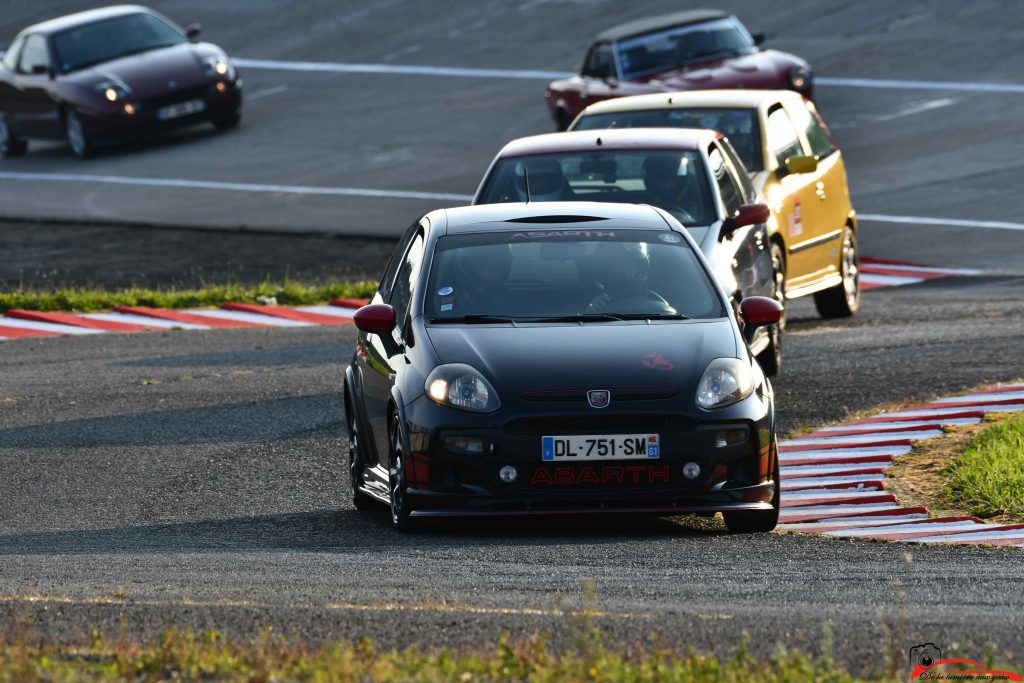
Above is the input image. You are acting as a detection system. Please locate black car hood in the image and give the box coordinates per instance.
[64,43,210,98]
[425,319,738,395]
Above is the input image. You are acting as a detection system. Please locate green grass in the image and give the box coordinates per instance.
[0,279,378,314]
[945,413,1024,519]
[0,627,896,683]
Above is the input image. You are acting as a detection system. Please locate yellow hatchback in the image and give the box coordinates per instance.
[571,90,859,320]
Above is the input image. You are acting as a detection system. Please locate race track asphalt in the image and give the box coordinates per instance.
[1,276,1022,666]
[1,0,1024,670]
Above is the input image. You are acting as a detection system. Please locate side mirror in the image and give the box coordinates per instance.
[784,155,818,176]
[353,303,396,335]
[751,32,766,46]
[185,23,202,41]
[604,76,619,88]
[30,64,50,76]
[722,203,770,238]
[739,296,784,345]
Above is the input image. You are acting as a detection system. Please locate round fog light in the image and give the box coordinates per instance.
[682,462,701,480]
[499,465,518,483]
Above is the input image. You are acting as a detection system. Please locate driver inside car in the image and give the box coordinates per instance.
[445,243,514,315]
[641,154,700,222]
[514,158,576,201]
[587,242,676,315]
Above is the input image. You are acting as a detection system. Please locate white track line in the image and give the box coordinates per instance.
[781,463,891,477]
[860,262,982,276]
[782,429,943,446]
[781,475,881,490]
[0,318,103,335]
[187,310,315,327]
[879,405,1022,419]
[779,445,911,462]
[860,273,924,287]
[915,529,1024,544]
[859,213,1024,233]
[79,312,210,330]
[934,391,1024,403]
[818,417,980,432]
[778,503,901,519]
[0,172,474,203]
[824,520,987,537]
[232,57,1024,96]
[778,514,929,532]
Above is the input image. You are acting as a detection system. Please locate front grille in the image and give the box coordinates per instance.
[505,415,693,434]
[518,388,678,403]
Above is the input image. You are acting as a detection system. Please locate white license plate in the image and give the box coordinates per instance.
[542,434,660,461]
[157,98,206,120]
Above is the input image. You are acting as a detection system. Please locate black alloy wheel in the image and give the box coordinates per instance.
[388,413,416,532]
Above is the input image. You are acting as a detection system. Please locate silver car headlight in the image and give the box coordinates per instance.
[202,55,234,79]
[425,364,501,413]
[695,358,754,410]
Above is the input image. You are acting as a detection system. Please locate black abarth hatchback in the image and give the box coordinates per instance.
[344,202,783,532]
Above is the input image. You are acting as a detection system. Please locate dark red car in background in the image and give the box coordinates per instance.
[0,5,242,158]
[545,9,812,130]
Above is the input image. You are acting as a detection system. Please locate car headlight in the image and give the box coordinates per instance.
[425,364,501,413]
[203,55,234,79]
[789,65,812,91]
[695,358,753,410]
[98,82,131,102]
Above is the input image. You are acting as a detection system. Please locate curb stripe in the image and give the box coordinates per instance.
[777,513,930,533]
[187,310,316,327]
[221,303,354,326]
[780,476,884,491]
[0,325,60,339]
[781,492,896,508]
[782,429,943,446]
[781,464,889,478]
[779,504,908,523]
[114,306,265,329]
[79,312,210,330]
[331,298,371,309]
[0,318,103,335]
[6,309,151,333]
[805,421,974,437]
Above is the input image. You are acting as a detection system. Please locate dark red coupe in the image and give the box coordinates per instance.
[0,5,242,158]
[545,9,812,130]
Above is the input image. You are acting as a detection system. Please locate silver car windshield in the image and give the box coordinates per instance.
[476,150,714,227]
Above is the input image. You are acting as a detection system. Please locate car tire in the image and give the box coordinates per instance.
[755,323,781,377]
[64,109,93,159]
[213,111,241,131]
[723,440,780,533]
[0,113,27,158]
[348,418,376,512]
[388,413,417,533]
[814,226,860,319]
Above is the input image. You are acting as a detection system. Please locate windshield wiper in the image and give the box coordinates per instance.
[616,313,690,320]
[529,313,626,322]
[429,314,518,324]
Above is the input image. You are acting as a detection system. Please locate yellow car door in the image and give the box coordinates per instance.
[763,104,823,291]
[786,98,852,281]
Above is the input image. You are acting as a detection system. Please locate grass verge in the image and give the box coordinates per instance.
[0,279,378,314]
[945,411,1024,520]
[0,627,903,683]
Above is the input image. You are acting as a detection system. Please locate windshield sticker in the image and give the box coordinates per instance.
[440,303,454,312]
[658,233,682,243]
[438,286,454,296]
[510,230,616,240]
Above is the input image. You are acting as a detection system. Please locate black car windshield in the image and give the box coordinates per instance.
[426,229,725,323]
[574,108,763,172]
[616,17,755,80]
[476,150,714,226]
[52,13,185,73]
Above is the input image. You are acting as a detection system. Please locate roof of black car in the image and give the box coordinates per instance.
[21,5,152,36]
[594,9,730,43]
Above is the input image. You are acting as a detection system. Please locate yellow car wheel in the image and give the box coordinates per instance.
[814,226,860,319]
